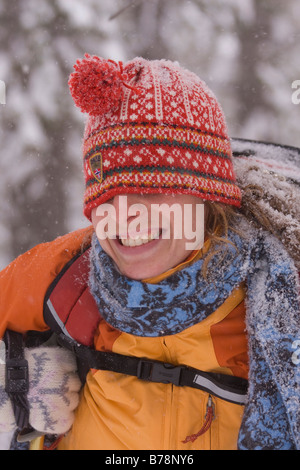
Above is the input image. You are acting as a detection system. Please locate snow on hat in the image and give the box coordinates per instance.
[69,54,241,221]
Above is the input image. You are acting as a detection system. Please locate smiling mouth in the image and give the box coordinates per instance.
[117,229,162,247]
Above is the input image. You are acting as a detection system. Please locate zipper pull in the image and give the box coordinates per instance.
[207,395,215,417]
[182,395,215,444]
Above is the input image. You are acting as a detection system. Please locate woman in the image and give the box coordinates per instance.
[0,55,299,450]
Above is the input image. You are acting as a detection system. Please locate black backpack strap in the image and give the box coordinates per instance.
[3,330,30,430]
[58,334,248,406]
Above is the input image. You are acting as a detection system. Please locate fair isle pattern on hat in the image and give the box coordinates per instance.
[69,55,241,220]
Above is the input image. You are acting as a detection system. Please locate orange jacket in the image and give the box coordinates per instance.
[0,227,248,450]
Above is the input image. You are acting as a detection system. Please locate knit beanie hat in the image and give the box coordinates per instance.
[69,54,241,221]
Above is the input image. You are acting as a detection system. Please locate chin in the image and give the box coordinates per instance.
[120,264,162,280]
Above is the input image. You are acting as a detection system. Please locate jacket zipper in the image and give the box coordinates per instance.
[182,395,215,444]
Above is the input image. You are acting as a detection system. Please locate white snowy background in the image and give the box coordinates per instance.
[0,0,299,267]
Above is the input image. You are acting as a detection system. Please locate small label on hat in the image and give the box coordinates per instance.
[89,152,103,183]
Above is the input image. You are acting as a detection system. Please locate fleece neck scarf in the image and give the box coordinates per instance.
[88,218,300,450]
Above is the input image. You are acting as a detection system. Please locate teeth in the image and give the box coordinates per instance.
[120,231,160,247]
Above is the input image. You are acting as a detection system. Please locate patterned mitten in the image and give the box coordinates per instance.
[0,341,81,434]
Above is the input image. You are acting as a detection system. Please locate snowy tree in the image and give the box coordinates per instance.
[112,0,300,146]
[0,0,123,267]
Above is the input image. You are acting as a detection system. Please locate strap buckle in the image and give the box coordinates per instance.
[5,358,29,394]
[137,359,183,386]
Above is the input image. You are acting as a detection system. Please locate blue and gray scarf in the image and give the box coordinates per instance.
[89,218,300,450]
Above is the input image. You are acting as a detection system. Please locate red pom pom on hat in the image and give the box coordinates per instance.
[68,54,126,116]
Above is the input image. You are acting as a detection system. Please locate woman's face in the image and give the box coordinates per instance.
[91,193,205,280]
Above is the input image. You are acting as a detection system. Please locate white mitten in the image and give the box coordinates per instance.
[0,340,81,435]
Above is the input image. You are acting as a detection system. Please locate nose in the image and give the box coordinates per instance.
[111,194,148,219]
[111,194,148,226]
